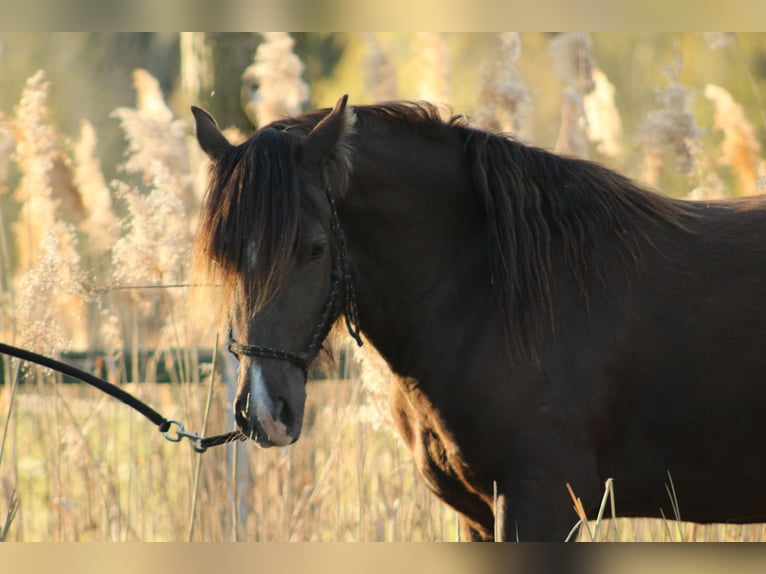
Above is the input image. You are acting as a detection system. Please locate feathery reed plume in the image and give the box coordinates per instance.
[549,32,596,96]
[686,124,731,201]
[16,230,86,354]
[583,68,623,158]
[634,53,701,188]
[363,33,398,102]
[110,165,202,349]
[10,72,57,186]
[473,32,531,135]
[412,33,451,105]
[73,119,119,252]
[110,70,206,346]
[10,71,89,351]
[704,83,762,195]
[555,92,589,158]
[110,167,191,305]
[242,32,309,127]
[703,32,736,51]
[133,68,174,124]
[11,71,76,269]
[549,33,596,158]
[112,70,195,215]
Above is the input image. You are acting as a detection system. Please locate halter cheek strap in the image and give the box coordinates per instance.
[227,340,311,372]
[227,187,362,375]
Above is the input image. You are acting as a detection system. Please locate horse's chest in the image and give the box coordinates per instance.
[389,379,488,506]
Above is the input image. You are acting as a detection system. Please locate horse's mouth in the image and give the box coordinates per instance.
[235,396,298,448]
[234,407,272,447]
[235,413,275,447]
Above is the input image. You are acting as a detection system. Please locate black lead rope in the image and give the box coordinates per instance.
[0,341,243,453]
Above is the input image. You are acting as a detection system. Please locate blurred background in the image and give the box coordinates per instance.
[2,33,765,187]
[0,32,765,541]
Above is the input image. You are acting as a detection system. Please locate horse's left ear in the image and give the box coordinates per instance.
[192,105,234,162]
[299,94,350,176]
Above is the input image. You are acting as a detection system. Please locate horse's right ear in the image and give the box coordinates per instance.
[192,106,233,162]
[299,94,351,177]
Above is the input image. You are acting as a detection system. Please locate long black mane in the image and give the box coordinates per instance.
[461,127,694,358]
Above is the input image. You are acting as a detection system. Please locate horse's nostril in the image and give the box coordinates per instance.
[275,397,295,433]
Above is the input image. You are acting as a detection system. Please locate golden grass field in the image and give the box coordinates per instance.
[3,372,458,541]
[6,369,766,542]
[2,33,766,541]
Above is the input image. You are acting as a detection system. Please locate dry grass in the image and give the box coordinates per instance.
[1,34,766,541]
[2,374,457,541]
[569,479,766,542]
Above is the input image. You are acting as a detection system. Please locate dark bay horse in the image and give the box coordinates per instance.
[192,95,766,541]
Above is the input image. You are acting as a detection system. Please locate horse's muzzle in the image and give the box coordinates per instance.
[234,360,304,447]
[234,392,300,447]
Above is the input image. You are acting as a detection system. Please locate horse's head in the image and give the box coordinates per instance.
[192,95,357,447]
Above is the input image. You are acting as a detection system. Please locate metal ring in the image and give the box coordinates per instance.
[162,419,185,442]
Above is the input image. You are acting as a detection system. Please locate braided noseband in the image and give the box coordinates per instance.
[227,187,363,375]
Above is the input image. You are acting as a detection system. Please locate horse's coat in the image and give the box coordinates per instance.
[193,96,766,541]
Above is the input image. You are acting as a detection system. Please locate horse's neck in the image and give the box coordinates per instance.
[338,136,490,378]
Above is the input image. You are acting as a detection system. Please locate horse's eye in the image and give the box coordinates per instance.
[310,240,328,261]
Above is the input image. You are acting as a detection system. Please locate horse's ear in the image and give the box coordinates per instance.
[192,106,233,162]
[299,94,350,176]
